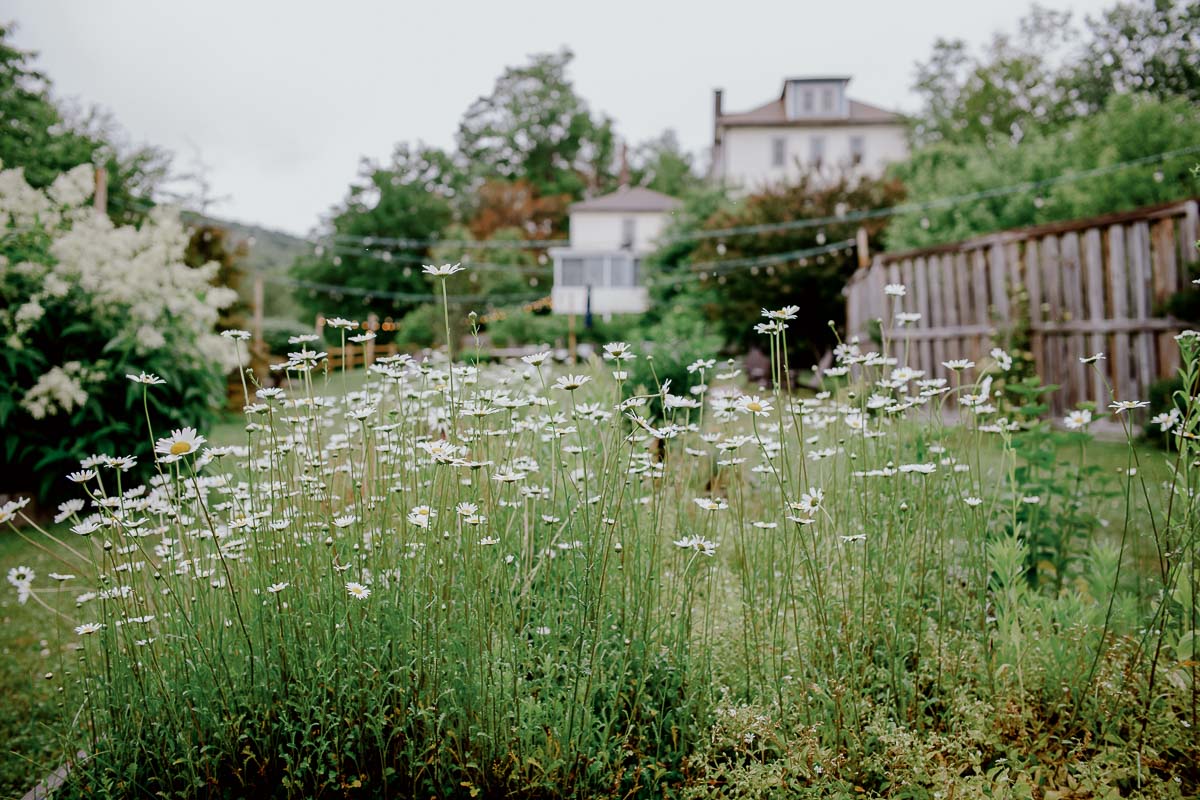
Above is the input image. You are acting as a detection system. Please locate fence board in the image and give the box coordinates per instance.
[847,198,1197,418]
[1129,222,1156,403]
[1153,218,1181,376]
[1108,224,1133,402]
[1082,228,1106,406]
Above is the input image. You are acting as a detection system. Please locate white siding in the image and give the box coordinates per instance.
[718,124,908,191]
[568,210,674,253]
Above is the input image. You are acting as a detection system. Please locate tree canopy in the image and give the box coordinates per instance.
[0,24,170,225]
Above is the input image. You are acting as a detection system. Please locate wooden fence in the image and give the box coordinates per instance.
[846,199,1200,414]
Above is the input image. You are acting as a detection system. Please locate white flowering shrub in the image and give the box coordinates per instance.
[0,162,237,500]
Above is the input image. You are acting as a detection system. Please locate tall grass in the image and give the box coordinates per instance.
[4,280,1197,798]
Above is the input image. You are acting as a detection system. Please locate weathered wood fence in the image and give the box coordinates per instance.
[846,199,1200,414]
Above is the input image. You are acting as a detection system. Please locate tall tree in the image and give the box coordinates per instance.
[1069,0,1200,113]
[911,8,1078,147]
[0,24,168,225]
[456,48,617,213]
[291,143,460,325]
[631,130,700,198]
[910,1,1200,149]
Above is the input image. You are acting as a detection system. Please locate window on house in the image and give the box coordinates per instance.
[620,217,635,249]
[802,90,814,113]
[771,137,786,167]
[810,136,826,167]
[609,255,638,287]
[584,257,606,286]
[822,88,833,112]
[560,257,585,286]
[850,136,865,166]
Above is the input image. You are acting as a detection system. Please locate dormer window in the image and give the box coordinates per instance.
[785,78,850,120]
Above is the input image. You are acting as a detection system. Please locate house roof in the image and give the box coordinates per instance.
[717,96,903,128]
[570,185,683,213]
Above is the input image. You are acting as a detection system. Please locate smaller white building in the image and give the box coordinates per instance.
[551,186,681,315]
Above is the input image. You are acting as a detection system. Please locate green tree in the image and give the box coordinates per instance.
[457,48,617,213]
[887,94,1200,251]
[0,24,168,225]
[656,172,904,360]
[910,1,1200,148]
[631,130,700,198]
[911,8,1078,147]
[1070,0,1200,114]
[291,143,460,325]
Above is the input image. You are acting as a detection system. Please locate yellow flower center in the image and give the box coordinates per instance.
[747,402,762,412]
[170,441,192,455]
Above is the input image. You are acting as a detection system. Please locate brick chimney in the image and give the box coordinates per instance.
[712,88,724,146]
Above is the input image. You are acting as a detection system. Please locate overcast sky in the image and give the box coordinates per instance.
[7,0,1117,236]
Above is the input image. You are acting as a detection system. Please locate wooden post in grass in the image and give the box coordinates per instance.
[252,274,264,349]
[856,227,870,270]
[567,313,577,364]
[93,166,107,214]
[365,313,378,366]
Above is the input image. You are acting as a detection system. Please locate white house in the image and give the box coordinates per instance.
[550,186,681,316]
[711,76,907,190]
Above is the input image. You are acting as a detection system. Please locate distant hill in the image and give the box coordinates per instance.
[182,212,311,320]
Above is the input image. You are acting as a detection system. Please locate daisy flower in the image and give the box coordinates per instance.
[1109,400,1149,414]
[1063,409,1092,430]
[693,497,729,511]
[126,372,166,385]
[6,565,34,588]
[345,582,371,600]
[75,622,104,636]
[884,284,906,297]
[942,359,974,371]
[155,427,206,459]
[1080,352,1106,365]
[553,374,591,391]
[220,329,252,340]
[522,351,551,366]
[735,395,773,416]
[423,263,465,277]
[267,582,289,594]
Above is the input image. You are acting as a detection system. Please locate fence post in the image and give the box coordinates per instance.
[252,274,264,350]
[856,227,870,270]
[365,313,378,366]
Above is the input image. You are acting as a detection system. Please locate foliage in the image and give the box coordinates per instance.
[465,178,571,241]
[0,24,170,227]
[663,170,904,360]
[184,223,249,332]
[457,48,618,206]
[887,94,1200,250]
[910,0,1200,148]
[0,164,235,503]
[630,129,702,198]
[290,143,457,323]
[259,316,315,357]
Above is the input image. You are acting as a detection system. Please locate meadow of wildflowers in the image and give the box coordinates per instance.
[3,269,1198,798]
